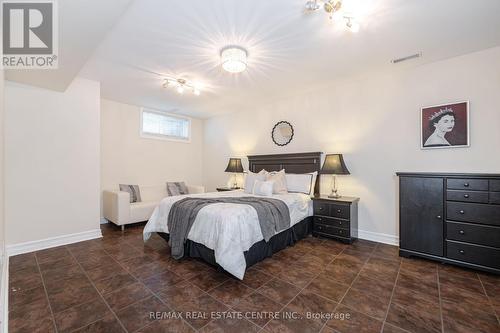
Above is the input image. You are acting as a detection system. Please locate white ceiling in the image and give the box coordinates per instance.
[5,0,134,91]
[8,0,500,118]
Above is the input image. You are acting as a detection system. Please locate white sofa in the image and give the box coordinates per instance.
[103,184,205,230]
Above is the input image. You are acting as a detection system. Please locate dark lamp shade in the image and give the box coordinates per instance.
[224,158,244,173]
[320,154,350,175]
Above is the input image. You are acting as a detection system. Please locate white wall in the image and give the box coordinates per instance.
[203,46,500,243]
[5,78,101,247]
[100,99,203,214]
[0,67,6,332]
[0,69,4,257]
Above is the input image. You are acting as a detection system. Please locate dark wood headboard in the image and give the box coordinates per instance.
[247,152,323,195]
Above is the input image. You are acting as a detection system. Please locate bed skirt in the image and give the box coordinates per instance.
[157,216,312,270]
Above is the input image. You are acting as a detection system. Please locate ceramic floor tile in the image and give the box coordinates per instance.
[257,278,302,306]
[9,223,500,333]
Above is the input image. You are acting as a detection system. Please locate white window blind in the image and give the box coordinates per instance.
[141,109,190,141]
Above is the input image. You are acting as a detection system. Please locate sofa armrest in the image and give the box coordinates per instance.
[103,190,130,225]
[187,185,205,194]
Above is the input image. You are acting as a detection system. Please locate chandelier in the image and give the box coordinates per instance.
[305,0,360,32]
[162,77,200,96]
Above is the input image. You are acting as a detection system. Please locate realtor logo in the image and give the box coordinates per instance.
[2,0,58,69]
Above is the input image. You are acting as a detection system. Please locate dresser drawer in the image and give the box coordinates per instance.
[447,178,489,191]
[446,190,489,204]
[314,216,349,228]
[490,192,500,205]
[447,202,500,226]
[446,221,500,248]
[313,223,349,238]
[329,203,350,219]
[490,180,500,192]
[313,201,350,219]
[446,240,500,269]
[313,201,330,215]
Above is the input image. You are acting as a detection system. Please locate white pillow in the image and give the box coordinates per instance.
[285,171,318,196]
[244,170,267,194]
[309,171,318,196]
[266,169,288,194]
[252,180,274,196]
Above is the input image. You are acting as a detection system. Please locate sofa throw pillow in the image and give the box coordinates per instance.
[119,184,142,203]
[252,180,274,196]
[244,170,267,194]
[167,182,189,196]
[266,169,288,194]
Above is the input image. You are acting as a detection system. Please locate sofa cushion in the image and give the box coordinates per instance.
[130,201,158,223]
[167,182,189,196]
[119,184,141,203]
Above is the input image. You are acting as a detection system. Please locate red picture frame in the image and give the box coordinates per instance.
[421,101,469,149]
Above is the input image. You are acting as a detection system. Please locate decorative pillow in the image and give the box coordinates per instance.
[266,169,288,194]
[309,171,318,196]
[244,170,267,194]
[285,171,318,196]
[252,180,274,196]
[166,182,189,196]
[119,184,142,203]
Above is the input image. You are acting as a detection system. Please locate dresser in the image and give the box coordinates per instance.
[312,196,359,243]
[397,172,500,274]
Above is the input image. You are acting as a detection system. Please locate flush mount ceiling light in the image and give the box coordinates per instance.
[220,46,248,73]
[305,0,360,32]
[162,77,201,96]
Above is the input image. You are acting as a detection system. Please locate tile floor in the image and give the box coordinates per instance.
[8,223,500,333]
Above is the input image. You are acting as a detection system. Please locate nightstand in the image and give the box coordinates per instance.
[312,196,359,243]
[216,187,241,192]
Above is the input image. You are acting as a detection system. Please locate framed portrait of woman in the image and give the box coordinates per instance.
[421,101,469,149]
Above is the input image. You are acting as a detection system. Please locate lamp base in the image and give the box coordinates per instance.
[328,187,341,198]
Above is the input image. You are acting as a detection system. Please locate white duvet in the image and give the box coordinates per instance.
[143,190,313,279]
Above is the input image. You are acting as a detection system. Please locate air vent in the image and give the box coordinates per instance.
[391,53,422,64]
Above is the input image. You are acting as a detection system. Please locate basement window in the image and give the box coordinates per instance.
[140,108,191,142]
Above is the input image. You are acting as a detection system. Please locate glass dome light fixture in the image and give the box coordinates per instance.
[220,46,248,73]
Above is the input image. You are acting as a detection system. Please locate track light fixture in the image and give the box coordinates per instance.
[162,77,201,96]
[305,0,360,32]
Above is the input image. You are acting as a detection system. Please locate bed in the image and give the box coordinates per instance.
[143,152,322,279]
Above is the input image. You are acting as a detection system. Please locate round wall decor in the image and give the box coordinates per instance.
[271,121,294,146]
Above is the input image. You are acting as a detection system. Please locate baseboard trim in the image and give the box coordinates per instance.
[357,229,398,246]
[6,229,103,256]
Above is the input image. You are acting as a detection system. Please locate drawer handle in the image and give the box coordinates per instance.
[459,249,465,254]
[459,230,465,235]
[336,209,341,213]
[318,217,322,221]
[318,225,322,230]
[459,210,465,214]
[339,230,343,234]
[319,207,324,210]
[464,183,469,187]
[339,221,342,225]
[463,194,469,198]
[436,215,442,219]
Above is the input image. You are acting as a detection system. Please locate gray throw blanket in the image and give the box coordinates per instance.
[167,197,291,259]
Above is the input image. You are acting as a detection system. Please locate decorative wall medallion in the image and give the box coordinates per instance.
[272,121,294,146]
